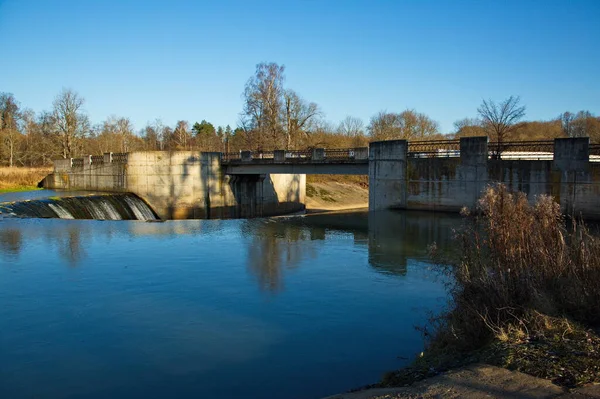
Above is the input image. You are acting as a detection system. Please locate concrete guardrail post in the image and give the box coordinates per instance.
[103,152,113,163]
[241,151,253,162]
[83,155,92,166]
[312,148,325,161]
[274,150,285,162]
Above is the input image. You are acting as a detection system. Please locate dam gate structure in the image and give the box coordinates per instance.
[41,137,600,220]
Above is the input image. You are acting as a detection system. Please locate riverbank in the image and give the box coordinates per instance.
[305,175,368,212]
[0,167,51,193]
[325,363,600,399]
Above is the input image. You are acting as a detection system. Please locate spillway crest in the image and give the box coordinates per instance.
[0,194,158,221]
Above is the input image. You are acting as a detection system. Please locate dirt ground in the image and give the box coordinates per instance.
[305,181,368,212]
[323,364,600,399]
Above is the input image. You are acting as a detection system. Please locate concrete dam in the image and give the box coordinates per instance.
[38,137,600,220]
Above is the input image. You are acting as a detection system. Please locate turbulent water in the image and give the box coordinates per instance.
[0,191,459,399]
[0,193,157,221]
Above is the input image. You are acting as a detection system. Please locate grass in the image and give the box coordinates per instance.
[0,167,52,193]
[381,184,600,389]
[306,174,369,188]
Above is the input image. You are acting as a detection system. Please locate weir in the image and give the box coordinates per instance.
[39,137,600,220]
[0,193,157,220]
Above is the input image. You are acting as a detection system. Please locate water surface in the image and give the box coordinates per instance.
[0,208,458,399]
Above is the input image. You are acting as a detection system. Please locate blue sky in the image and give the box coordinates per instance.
[1,0,598,133]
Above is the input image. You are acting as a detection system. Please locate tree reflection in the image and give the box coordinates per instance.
[0,228,23,259]
[57,226,87,266]
[245,220,316,292]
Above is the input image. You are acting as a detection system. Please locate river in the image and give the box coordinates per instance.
[0,198,459,399]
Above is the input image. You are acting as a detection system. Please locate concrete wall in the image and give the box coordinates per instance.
[42,151,306,220]
[369,137,600,219]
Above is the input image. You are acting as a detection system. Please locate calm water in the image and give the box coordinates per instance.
[0,206,459,399]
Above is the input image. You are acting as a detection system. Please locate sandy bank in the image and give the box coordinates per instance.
[323,363,600,399]
[305,181,368,212]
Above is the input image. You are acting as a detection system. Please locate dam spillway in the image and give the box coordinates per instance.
[0,193,158,221]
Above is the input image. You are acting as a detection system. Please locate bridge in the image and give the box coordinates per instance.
[41,137,600,220]
[221,148,369,175]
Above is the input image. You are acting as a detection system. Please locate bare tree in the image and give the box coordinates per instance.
[368,110,439,141]
[0,93,21,167]
[561,112,575,137]
[283,89,320,149]
[453,118,486,138]
[52,88,89,158]
[338,116,364,137]
[241,62,285,150]
[173,120,190,150]
[477,96,526,157]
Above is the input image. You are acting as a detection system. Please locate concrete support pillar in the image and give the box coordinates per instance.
[460,136,488,166]
[241,151,253,162]
[83,155,92,166]
[459,137,489,208]
[312,148,325,161]
[368,140,407,211]
[274,150,285,162]
[554,137,589,171]
[554,137,590,215]
[103,152,113,163]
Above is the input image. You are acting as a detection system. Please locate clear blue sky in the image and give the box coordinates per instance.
[1,0,598,133]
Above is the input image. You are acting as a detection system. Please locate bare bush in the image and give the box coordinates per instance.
[430,184,600,352]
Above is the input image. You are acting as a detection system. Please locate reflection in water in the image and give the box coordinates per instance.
[0,210,458,285]
[244,219,317,292]
[0,210,458,399]
[0,228,22,257]
[368,211,457,275]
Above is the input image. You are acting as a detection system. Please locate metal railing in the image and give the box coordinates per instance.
[489,140,554,160]
[91,155,104,164]
[112,153,128,163]
[71,158,84,168]
[408,139,460,158]
[221,148,368,163]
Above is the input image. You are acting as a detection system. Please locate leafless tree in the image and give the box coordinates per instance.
[368,109,439,141]
[338,116,364,137]
[241,62,285,150]
[0,93,21,167]
[173,120,190,150]
[477,96,525,157]
[283,89,320,149]
[561,112,575,137]
[52,88,89,158]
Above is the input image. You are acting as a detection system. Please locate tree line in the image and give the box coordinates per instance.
[1,62,598,167]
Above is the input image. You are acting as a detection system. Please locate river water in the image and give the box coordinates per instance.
[0,203,459,399]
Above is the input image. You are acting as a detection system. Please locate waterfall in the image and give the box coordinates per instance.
[0,193,158,221]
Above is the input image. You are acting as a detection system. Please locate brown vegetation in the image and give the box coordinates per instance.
[382,185,600,388]
[0,167,51,192]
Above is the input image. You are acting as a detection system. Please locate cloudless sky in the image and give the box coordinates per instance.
[1,0,599,133]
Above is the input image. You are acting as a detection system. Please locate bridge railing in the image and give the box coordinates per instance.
[408,139,461,158]
[221,147,369,163]
[489,140,555,160]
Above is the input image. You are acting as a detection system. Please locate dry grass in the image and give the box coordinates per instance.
[382,184,600,388]
[0,167,52,192]
[306,174,368,188]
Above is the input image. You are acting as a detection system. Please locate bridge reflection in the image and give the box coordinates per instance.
[0,210,459,291]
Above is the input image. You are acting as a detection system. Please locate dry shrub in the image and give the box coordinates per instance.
[430,184,600,352]
[0,167,52,190]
